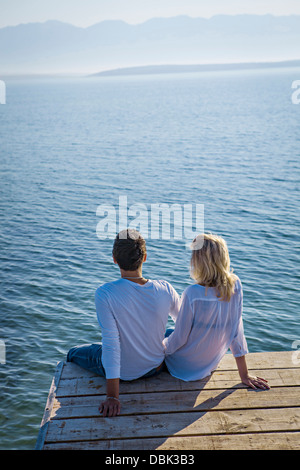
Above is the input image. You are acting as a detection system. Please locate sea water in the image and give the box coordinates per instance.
[0,67,299,449]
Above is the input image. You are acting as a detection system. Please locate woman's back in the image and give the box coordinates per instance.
[163,278,248,381]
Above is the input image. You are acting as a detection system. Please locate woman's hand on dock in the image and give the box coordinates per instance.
[241,374,270,390]
[99,397,121,417]
[235,356,270,390]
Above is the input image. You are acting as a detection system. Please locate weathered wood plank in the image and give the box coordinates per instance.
[45,407,300,443]
[60,351,299,381]
[35,361,64,450]
[51,386,300,419]
[43,431,300,450]
[217,351,298,370]
[56,368,300,397]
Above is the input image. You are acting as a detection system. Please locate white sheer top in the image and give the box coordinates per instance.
[163,279,248,381]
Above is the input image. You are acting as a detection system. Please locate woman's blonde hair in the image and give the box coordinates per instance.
[190,233,238,301]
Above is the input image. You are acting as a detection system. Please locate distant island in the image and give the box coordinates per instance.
[90,60,300,78]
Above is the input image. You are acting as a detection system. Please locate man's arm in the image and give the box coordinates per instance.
[168,283,181,322]
[163,291,193,355]
[95,290,122,417]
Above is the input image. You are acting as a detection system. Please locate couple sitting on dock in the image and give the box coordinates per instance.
[67,229,269,417]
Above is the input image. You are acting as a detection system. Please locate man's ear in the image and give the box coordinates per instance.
[113,255,117,264]
[143,253,147,262]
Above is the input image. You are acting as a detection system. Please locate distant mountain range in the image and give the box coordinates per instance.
[1,15,300,75]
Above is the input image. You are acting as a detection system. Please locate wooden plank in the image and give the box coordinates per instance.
[217,351,299,370]
[56,368,300,397]
[60,351,299,380]
[35,361,64,450]
[45,407,300,443]
[50,386,300,419]
[43,431,300,450]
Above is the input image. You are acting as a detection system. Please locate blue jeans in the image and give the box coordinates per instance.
[67,344,165,380]
[66,328,174,380]
[67,343,106,376]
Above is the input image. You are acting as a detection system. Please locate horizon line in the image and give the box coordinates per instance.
[2,59,300,79]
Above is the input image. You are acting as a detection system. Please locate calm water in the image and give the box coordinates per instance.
[0,68,299,449]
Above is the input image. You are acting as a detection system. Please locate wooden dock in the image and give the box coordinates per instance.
[35,351,300,450]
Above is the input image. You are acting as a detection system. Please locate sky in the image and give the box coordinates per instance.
[1,0,300,29]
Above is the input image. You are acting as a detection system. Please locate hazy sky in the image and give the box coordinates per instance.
[1,0,300,28]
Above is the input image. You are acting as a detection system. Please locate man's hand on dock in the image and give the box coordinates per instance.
[99,397,121,417]
[99,378,121,417]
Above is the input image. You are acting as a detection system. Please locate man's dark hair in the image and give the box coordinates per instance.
[112,229,146,271]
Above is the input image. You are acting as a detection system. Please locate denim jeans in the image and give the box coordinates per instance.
[67,343,106,376]
[66,327,174,380]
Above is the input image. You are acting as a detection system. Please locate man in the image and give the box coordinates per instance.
[67,229,180,417]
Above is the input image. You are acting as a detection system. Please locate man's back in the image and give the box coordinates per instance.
[95,278,180,380]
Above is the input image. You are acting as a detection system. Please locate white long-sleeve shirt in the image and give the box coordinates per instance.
[95,278,180,380]
[163,278,248,381]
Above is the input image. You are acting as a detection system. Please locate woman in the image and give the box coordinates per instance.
[163,233,269,389]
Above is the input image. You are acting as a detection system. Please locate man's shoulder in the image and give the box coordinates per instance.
[95,279,122,297]
[152,279,169,286]
[152,279,178,295]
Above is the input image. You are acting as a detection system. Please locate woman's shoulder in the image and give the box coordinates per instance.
[184,278,242,301]
[183,283,209,299]
[234,277,242,292]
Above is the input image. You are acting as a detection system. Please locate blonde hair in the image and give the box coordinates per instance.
[190,233,238,301]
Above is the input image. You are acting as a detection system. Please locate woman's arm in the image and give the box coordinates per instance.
[235,355,270,389]
[231,283,269,389]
